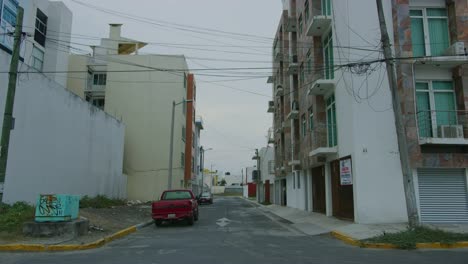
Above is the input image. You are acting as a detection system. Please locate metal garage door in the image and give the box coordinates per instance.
[418,168,468,223]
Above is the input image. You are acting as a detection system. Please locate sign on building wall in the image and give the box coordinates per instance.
[340,158,353,185]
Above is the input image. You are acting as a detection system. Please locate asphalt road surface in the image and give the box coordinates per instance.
[1,197,467,264]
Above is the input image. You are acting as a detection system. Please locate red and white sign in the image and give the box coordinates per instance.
[340,158,353,185]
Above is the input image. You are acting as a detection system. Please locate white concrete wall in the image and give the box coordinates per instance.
[286,171,307,210]
[259,146,275,183]
[331,0,408,223]
[0,57,125,204]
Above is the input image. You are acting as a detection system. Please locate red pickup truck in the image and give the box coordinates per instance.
[152,189,199,226]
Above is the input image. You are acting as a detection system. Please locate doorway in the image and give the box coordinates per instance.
[331,159,354,220]
[312,166,326,214]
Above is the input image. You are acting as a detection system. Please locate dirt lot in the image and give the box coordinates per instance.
[0,204,152,245]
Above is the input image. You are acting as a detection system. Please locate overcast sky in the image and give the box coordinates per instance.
[60,0,283,176]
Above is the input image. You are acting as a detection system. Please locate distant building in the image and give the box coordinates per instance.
[67,24,201,201]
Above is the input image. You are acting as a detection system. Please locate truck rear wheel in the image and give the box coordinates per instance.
[155,220,162,227]
[187,215,194,226]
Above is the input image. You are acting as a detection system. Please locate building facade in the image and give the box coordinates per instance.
[257,146,275,204]
[269,0,468,224]
[67,24,199,201]
[0,0,126,204]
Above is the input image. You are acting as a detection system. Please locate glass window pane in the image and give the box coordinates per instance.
[432,81,453,90]
[410,10,423,16]
[428,18,449,56]
[427,8,447,17]
[416,92,431,137]
[411,18,426,57]
[434,92,456,126]
[415,82,429,90]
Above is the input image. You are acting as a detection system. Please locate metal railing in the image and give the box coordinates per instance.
[416,110,467,139]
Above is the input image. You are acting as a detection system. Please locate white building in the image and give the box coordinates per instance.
[0,0,126,204]
[258,146,275,204]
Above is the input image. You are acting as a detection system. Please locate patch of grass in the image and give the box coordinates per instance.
[79,195,126,209]
[363,226,468,249]
[0,202,35,234]
[261,201,272,205]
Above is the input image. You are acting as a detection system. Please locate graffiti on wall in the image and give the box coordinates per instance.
[38,195,63,216]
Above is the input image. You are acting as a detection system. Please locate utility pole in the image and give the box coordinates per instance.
[376,0,419,227]
[0,7,24,199]
[200,146,204,195]
[168,101,176,190]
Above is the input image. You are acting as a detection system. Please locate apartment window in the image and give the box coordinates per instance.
[183,74,187,89]
[323,30,334,80]
[192,157,195,173]
[293,173,296,189]
[304,0,310,23]
[93,73,107,86]
[309,107,314,131]
[298,15,303,36]
[34,9,47,47]
[181,152,185,168]
[416,81,456,138]
[322,0,332,16]
[182,99,186,116]
[326,94,337,147]
[32,46,44,71]
[299,63,305,86]
[182,126,186,142]
[192,132,195,148]
[297,171,301,189]
[301,114,307,137]
[2,6,15,25]
[268,160,275,174]
[91,98,105,109]
[306,49,312,74]
[410,8,449,57]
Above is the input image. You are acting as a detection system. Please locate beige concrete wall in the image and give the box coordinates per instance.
[104,55,188,201]
[66,55,88,99]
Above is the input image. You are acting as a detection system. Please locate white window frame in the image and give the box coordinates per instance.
[415,79,456,137]
[93,73,107,86]
[32,46,44,71]
[409,6,449,56]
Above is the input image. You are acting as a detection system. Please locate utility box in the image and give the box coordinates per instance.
[35,194,80,222]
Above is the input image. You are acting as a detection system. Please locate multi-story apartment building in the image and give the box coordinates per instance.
[269,0,468,224]
[0,0,72,86]
[67,24,200,201]
[192,117,204,195]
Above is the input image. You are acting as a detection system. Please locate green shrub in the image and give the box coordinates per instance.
[363,226,468,249]
[79,195,125,209]
[0,202,35,234]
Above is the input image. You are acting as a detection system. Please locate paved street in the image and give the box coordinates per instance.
[1,197,467,264]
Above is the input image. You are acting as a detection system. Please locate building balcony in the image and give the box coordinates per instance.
[306,15,332,37]
[308,79,336,95]
[286,16,297,32]
[309,146,338,157]
[274,46,283,62]
[267,76,275,84]
[308,125,338,158]
[267,101,275,113]
[85,84,106,92]
[413,42,467,68]
[288,55,299,75]
[417,110,468,145]
[286,101,299,120]
[268,128,275,144]
[275,85,284,97]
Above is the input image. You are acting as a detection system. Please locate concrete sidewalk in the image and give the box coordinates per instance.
[249,200,468,240]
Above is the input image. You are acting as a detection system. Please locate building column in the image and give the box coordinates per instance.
[325,162,333,217]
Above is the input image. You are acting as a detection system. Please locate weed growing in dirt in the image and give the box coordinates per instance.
[80,195,126,209]
[0,202,35,234]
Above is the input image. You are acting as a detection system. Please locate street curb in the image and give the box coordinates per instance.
[330,230,468,250]
[0,220,154,252]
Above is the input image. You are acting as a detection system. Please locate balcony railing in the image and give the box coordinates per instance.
[417,110,468,145]
[306,7,332,37]
[85,84,106,92]
[308,124,338,157]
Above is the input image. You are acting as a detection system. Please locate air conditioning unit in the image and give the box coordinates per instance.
[438,125,464,138]
[443,42,466,56]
